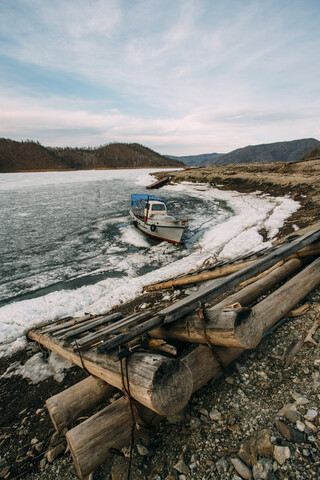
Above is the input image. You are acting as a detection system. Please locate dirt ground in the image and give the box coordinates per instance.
[1,158,320,480]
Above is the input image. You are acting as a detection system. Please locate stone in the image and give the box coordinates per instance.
[30,438,38,445]
[173,459,189,475]
[284,410,301,423]
[295,396,309,406]
[39,458,46,470]
[231,457,252,479]
[273,446,290,465]
[137,444,149,456]
[226,376,236,385]
[216,458,229,474]
[296,420,305,432]
[190,417,201,428]
[178,475,187,480]
[252,458,273,479]
[305,409,318,422]
[46,443,65,463]
[238,429,273,467]
[305,420,317,432]
[274,419,306,443]
[210,409,222,421]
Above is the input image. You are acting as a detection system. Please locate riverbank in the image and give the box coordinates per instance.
[155,158,320,239]
[0,160,319,480]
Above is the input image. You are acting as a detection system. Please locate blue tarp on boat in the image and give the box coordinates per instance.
[130,194,166,208]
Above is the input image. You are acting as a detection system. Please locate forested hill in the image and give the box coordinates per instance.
[169,138,320,166]
[0,139,184,172]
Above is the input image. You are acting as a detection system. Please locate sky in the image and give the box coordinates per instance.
[0,0,319,156]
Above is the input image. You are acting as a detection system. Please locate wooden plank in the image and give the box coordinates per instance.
[41,314,94,335]
[74,311,156,350]
[57,312,123,339]
[160,228,320,323]
[97,314,163,353]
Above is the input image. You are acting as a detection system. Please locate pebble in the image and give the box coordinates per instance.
[296,420,305,432]
[305,409,318,422]
[46,444,65,463]
[190,417,201,428]
[137,444,149,456]
[231,457,252,479]
[209,409,222,421]
[273,446,290,465]
[226,376,236,385]
[252,458,273,480]
[284,410,301,423]
[173,459,189,475]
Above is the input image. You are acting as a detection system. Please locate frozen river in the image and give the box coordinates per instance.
[0,169,299,357]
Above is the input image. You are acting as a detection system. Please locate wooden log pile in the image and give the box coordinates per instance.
[26,228,320,478]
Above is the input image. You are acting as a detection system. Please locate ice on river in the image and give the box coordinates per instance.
[0,169,299,358]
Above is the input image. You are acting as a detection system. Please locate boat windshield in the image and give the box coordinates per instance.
[151,204,166,211]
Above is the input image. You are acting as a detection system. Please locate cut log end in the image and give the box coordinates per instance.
[233,308,263,349]
[151,359,193,417]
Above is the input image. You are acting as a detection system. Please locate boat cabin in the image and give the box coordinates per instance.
[130,194,168,220]
[145,200,167,218]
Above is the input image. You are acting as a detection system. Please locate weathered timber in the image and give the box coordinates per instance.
[41,314,94,335]
[97,257,303,353]
[212,258,302,309]
[46,376,117,431]
[144,259,256,291]
[74,311,155,350]
[56,312,123,339]
[280,336,306,368]
[66,396,161,479]
[159,228,320,323]
[27,329,193,416]
[251,256,320,333]
[149,307,262,349]
[97,314,163,353]
[64,257,320,478]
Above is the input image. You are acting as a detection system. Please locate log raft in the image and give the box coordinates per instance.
[26,229,320,479]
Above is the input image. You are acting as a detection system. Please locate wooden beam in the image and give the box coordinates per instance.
[149,307,262,349]
[66,396,161,479]
[46,376,117,431]
[27,329,193,417]
[160,228,320,323]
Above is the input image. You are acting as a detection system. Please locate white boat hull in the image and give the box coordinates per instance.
[130,210,185,244]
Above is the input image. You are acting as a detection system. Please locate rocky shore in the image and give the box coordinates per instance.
[1,159,320,480]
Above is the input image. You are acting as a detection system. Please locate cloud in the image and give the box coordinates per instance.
[0,0,319,154]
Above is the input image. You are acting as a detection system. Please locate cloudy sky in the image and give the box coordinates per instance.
[0,0,319,155]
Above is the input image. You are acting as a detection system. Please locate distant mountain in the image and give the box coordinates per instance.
[0,139,184,172]
[166,152,223,167]
[168,138,320,167]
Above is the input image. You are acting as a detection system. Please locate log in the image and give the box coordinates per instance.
[213,257,302,309]
[149,307,262,349]
[252,256,320,334]
[65,257,320,478]
[160,227,320,323]
[144,259,256,291]
[149,258,301,348]
[27,329,193,417]
[46,376,117,431]
[66,396,161,479]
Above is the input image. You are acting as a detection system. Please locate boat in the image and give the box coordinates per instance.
[129,194,189,244]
